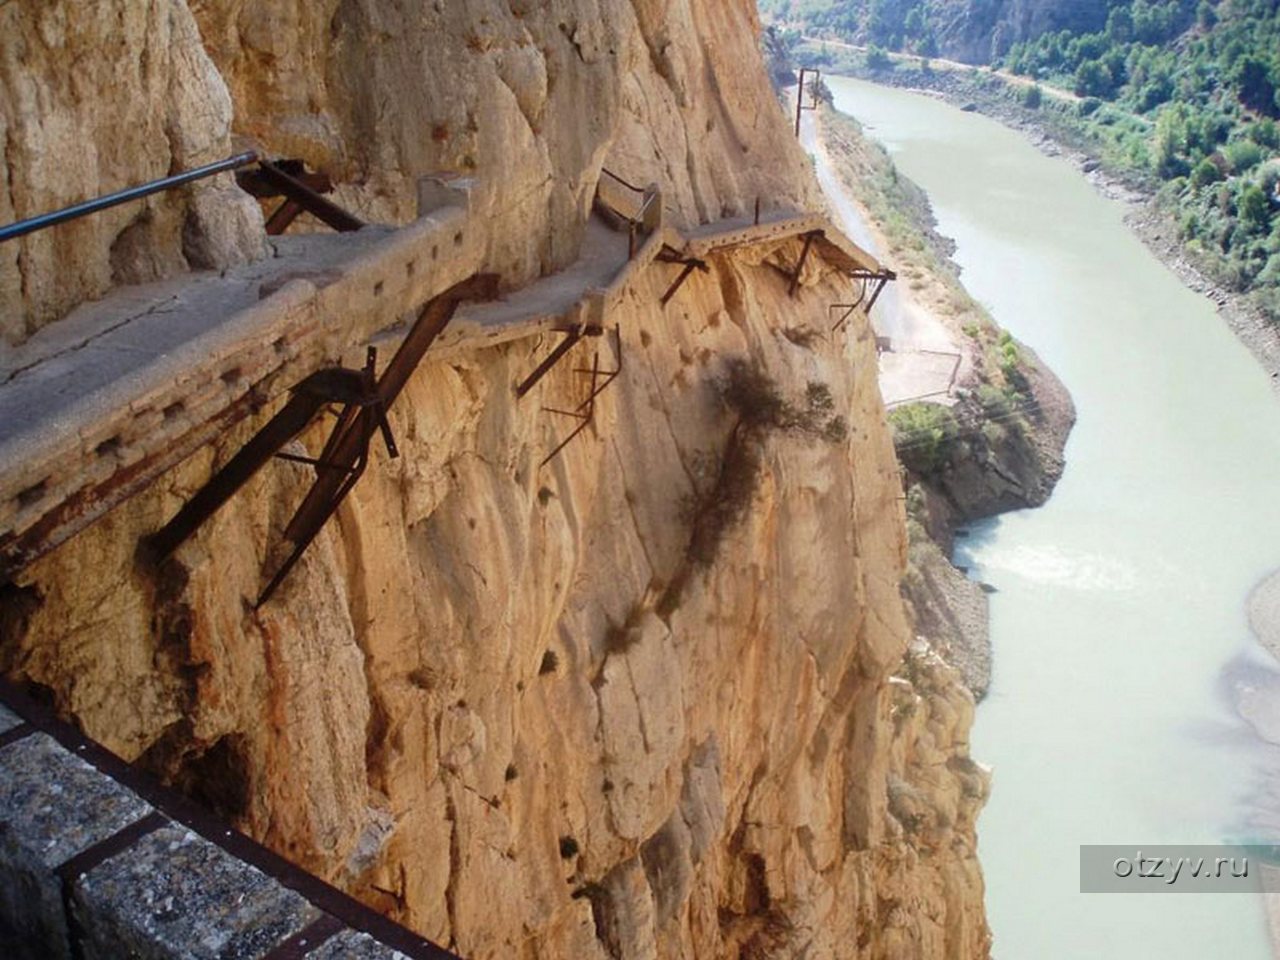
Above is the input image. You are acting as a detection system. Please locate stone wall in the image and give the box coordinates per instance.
[0,693,447,959]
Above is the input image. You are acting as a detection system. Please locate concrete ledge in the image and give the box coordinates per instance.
[71,823,318,959]
[0,734,153,959]
[0,685,457,960]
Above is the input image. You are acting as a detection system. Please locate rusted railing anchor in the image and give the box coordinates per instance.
[656,246,709,307]
[236,159,363,235]
[540,326,623,467]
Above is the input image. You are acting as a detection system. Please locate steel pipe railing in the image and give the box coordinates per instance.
[0,151,260,244]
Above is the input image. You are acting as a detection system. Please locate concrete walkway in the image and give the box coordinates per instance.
[0,181,885,577]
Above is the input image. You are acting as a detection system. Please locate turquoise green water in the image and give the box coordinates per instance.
[826,75,1280,958]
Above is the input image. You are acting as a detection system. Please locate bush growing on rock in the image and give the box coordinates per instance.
[890,402,960,476]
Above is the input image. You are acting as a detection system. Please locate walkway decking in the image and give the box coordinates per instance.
[0,184,886,577]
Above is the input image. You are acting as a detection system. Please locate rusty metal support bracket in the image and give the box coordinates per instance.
[516,327,588,398]
[143,274,499,606]
[829,304,858,333]
[540,326,623,467]
[794,68,821,137]
[656,246,709,307]
[866,275,892,313]
[788,231,820,298]
[237,159,340,236]
[244,159,363,234]
[830,268,896,331]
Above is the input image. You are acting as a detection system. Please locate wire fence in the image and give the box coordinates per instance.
[889,391,1059,457]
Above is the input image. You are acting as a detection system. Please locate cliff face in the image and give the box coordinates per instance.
[0,3,990,957]
[0,0,266,343]
[929,0,1113,63]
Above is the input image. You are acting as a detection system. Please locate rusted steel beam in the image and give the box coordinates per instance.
[829,303,858,333]
[866,275,892,313]
[830,267,897,330]
[240,160,339,237]
[235,160,333,199]
[260,412,377,606]
[264,198,304,236]
[143,367,368,562]
[143,275,497,606]
[515,328,583,399]
[272,275,500,603]
[540,327,622,467]
[661,261,701,307]
[788,231,820,298]
[657,248,709,307]
[255,160,363,233]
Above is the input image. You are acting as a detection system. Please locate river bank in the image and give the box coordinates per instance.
[802,55,1280,389]
[824,73,1280,960]
[804,92,1075,698]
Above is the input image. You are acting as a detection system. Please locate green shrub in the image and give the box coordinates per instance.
[1239,184,1272,230]
[1223,139,1265,174]
[865,44,892,71]
[1021,84,1043,109]
[890,402,960,475]
[1190,157,1224,188]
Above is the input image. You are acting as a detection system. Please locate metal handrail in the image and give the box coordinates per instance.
[0,151,259,244]
[600,167,646,194]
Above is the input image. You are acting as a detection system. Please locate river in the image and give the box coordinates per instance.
[824,75,1280,958]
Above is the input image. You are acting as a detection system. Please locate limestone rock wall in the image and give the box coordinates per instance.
[0,0,265,344]
[2,0,818,343]
[0,2,990,957]
[189,0,821,283]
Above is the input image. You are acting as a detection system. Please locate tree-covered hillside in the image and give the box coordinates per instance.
[764,0,1280,318]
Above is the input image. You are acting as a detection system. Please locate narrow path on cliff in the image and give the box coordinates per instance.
[0,176,884,577]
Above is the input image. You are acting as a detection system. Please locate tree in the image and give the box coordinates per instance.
[865,44,893,71]
[1239,184,1272,230]
[1231,55,1277,115]
[1074,59,1114,98]
[1153,105,1191,179]
[1190,157,1224,188]
[1106,6,1134,43]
